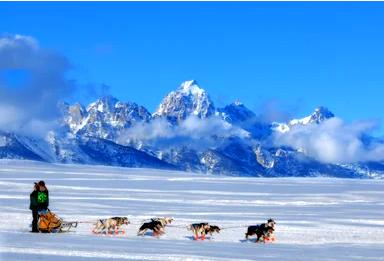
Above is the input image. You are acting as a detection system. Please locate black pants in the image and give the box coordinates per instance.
[32,210,39,232]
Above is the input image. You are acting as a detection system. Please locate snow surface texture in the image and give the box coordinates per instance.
[1,160,383,261]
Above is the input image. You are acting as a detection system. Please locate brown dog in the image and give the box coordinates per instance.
[189,223,220,240]
[93,217,130,234]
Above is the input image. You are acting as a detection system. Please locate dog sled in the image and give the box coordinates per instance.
[38,209,78,233]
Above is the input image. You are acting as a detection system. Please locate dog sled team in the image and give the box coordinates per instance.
[91,216,276,243]
[29,181,276,243]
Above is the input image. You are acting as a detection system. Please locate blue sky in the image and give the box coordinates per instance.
[1,2,383,131]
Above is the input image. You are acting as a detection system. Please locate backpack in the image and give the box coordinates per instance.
[38,210,62,232]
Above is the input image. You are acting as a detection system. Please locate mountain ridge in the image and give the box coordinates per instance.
[1,80,383,178]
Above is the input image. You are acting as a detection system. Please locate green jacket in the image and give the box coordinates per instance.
[29,190,38,210]
[30,190,49,210]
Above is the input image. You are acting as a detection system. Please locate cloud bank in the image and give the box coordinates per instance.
[118,116,250,150]
[0,34,74,136]
[273,117,384,164]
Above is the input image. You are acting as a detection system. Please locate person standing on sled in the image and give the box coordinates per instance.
[29,183,39,232]
[29,181,49,232]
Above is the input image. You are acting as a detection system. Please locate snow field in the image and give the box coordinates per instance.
[0,160,383,260]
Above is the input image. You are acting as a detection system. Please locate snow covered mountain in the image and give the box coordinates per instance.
[217,100,256,124]
[1,80,383,178]
[272,106,335,133]
[217,101,271,139]
[62,96,151,140]
[0,132,45,161]
[153,80,215,123]
[0,130,174,170]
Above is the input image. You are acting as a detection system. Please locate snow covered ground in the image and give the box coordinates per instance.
[0,160,383,261]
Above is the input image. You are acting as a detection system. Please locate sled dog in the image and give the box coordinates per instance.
[137,217,173,236]
[93,217,130,233]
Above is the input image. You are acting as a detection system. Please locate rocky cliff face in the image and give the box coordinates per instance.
[153,80,215,123]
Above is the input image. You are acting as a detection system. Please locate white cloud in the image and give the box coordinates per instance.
[257,99,299,123]
[0,34,37,50]
[0,34,74,137]
[273,117,384,163]
[118,116,250,150]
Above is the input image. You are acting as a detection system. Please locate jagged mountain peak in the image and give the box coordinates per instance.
[178,80,203,95]
[153,80,215,122]
[289,106,335,126]
[218,100,256,124]
[85,96,150,118]
[311,106,335,123]
[87,95,119,113]
[62,96,151,139]
[273,106,335,133]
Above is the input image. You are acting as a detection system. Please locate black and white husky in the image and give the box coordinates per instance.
[137,217,173,236]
